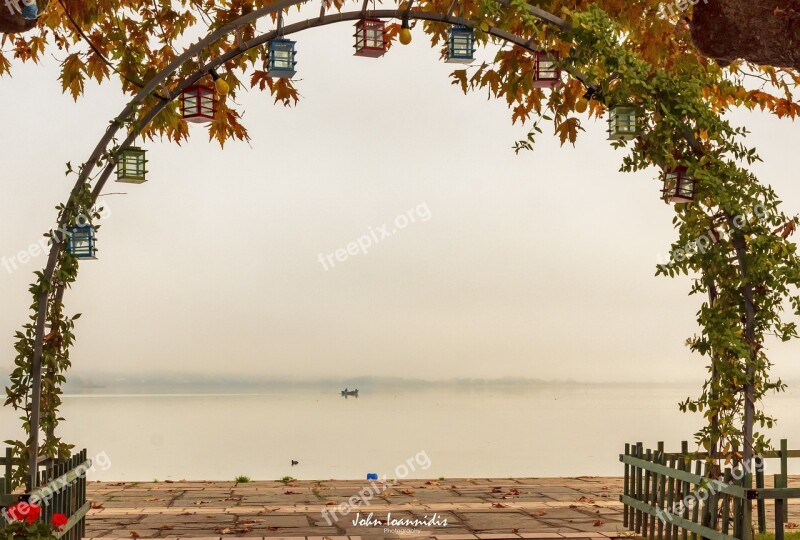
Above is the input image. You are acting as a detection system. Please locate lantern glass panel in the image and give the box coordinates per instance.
[268,40,297,77]
[67,226,97,259]
[609,106,639,140]
[533,52,560,87]
[117,147,148,184]
[181,85,215,122]
[354,19,387,57]
[663,169,695,203]
[447,26,475,63]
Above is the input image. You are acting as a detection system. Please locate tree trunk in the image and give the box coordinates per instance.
[691,0,800,69]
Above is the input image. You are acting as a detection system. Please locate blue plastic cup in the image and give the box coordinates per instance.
[21,2,38,20]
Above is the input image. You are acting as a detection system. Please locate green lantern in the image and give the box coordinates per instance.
[116,147,148,184]
[608,106,640,141]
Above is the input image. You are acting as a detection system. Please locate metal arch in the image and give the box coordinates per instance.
[25,1,571,489]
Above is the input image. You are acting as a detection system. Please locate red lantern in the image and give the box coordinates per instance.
[180,84,216,123]
[662,166,696,203]
[533,51,560,88]
[354,18,388,58]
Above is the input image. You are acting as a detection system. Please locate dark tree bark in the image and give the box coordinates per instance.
[691,0,800,69]
[0,0,42,34]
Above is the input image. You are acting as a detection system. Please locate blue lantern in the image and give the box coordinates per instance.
[67,226,97,260]
[446,25,475,64]
[268,39,297,78]
[21,0,38,20]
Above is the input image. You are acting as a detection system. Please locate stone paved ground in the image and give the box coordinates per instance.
[84,476,800,540]
[85,477,629,539]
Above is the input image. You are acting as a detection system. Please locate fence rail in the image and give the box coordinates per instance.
[621,441,795,540]
[0,448,90,540]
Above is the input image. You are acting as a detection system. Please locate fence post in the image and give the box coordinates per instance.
[756,457,766,533]
[624,443,630,529]
[681,441,689,540]
[780,439,788,523]
[644,448,653,535]
[636,442,644,534]
[741,472,752,540]
[3,448,11,490]
[721,468,732,535]
[774,473,785,540]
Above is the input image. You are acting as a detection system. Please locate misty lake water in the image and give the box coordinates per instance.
[2,384,799,481]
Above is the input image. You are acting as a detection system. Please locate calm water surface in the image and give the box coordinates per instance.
[2,384,799,480]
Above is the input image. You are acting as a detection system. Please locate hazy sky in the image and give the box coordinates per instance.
[1,11,799,384]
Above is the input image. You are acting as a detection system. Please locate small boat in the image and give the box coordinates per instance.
[340,388,359,397]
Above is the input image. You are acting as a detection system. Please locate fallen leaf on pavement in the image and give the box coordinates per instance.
[594,519,606,526]
[130,532,140,539]
[577,496,596,503]
[492,503,510,508]
[90,502,104,509]
[534,509,547,516]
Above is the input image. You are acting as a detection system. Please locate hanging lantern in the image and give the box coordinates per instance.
[116,147,148,184]
[662,166,696,204]
[268,39,297,78]
[446,25,475,64]
[533,51,560,88]
[608,106,640,141]
[181,84,216,123]
[67,226,97,260]
[354,18,388,57]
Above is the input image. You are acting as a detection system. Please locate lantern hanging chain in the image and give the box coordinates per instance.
[55,0,170,101]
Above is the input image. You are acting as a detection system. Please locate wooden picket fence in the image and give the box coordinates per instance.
[620,441,799,540]
[0,448,91,539]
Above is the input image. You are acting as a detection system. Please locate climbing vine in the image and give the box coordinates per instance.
[4,179,102,489]
[3,0,800,485]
